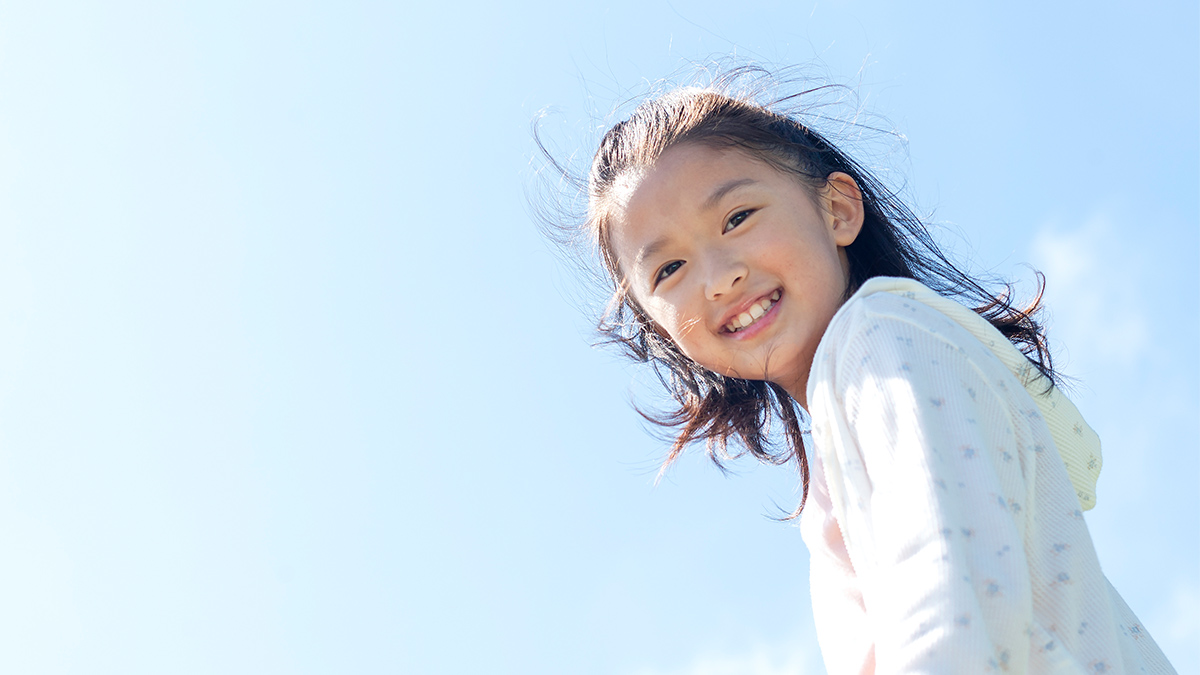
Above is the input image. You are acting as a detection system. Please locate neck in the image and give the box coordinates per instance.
[776,372,809,409]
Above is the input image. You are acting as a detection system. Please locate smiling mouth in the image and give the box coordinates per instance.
[723,290,782,333]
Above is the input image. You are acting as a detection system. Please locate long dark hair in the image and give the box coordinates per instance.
[535,67,1054,517]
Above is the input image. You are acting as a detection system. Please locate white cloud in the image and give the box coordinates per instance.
[1029,213,1150,371]
[1033,211,1199,675]
[1154,578,1200,667]
[628,642,823,675]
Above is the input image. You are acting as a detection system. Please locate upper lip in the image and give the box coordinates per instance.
[717,288,780,332]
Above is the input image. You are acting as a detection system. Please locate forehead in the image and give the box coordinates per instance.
[622,143,765,216]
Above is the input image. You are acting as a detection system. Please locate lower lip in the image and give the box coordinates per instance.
[725,293,782,341]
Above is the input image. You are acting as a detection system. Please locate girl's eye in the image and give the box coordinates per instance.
[655,260,684,285]
[723,209,754,233]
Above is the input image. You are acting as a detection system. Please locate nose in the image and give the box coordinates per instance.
[704,257,748,301]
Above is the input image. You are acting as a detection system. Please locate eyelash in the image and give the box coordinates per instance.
[723,209,753,233]
[655,260,683,285]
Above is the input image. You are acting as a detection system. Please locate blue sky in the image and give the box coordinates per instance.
[0,1,1195,673]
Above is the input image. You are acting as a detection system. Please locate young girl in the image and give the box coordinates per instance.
[549,74,1177,674]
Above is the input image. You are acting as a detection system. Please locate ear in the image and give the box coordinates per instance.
[822,172,865,247]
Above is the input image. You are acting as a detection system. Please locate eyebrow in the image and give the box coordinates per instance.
[633,236,670,273]
[702,178,758,211]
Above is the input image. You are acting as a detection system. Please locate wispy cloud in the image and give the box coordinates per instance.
[1032,211,1199,673]
[1156,579,1200,663]
[1030,212,1150,372]
[628,642,822,675]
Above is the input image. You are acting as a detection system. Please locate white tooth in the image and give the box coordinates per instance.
[771,290,780,301]
[759,298,772,311]
[738,312,753,326]
[749,304,765,319]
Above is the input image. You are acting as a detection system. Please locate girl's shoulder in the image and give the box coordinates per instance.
[830,280,963,336]
[818,276,994,357]
[807,277,1010,401]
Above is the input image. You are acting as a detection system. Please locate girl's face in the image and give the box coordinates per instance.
[608,143,864,403]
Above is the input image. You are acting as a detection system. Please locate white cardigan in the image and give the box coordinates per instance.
[800,279,1174,674]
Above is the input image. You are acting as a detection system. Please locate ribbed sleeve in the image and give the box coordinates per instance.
[800,291,1175,675]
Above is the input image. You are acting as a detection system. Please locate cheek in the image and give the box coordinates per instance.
[645,300,685,335]
[777,237,845,295]
[641,298,703,351]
